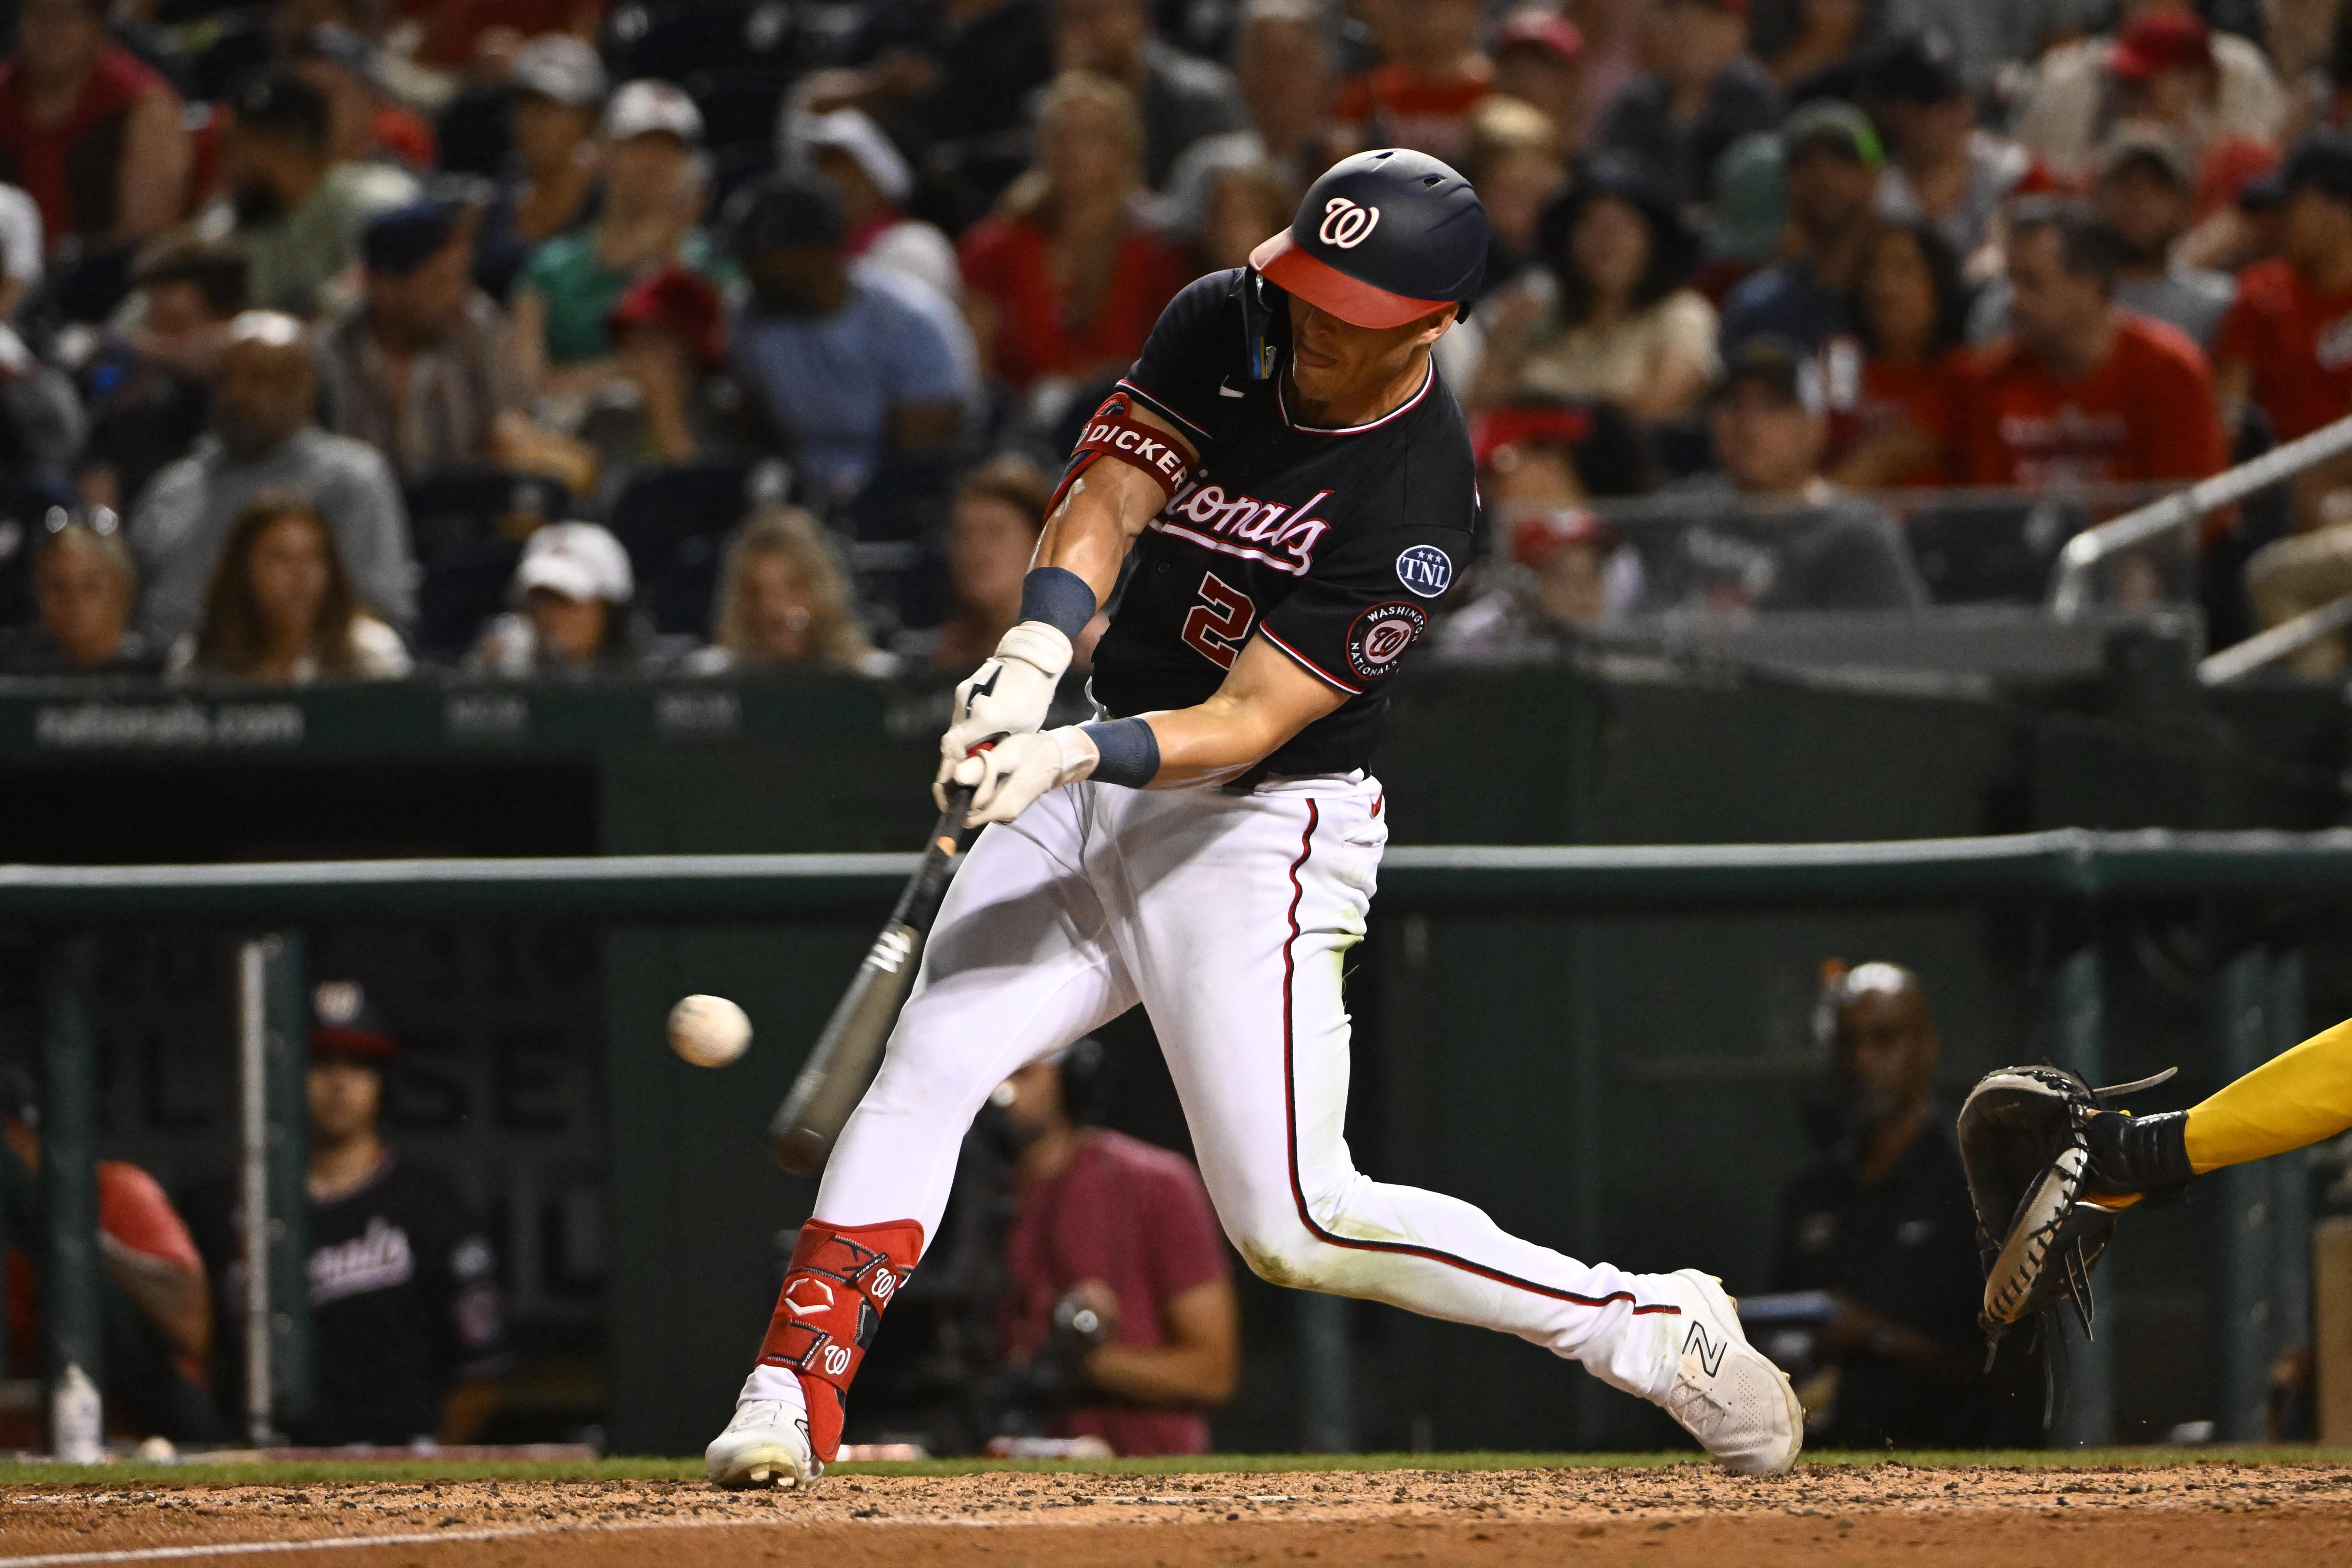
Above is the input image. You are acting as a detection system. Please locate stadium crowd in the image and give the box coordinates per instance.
[1,0,2351,680]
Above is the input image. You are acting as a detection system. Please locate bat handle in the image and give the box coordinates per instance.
[896,783,976,931]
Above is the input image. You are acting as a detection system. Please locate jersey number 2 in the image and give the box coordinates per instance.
[1181,572,1256,670]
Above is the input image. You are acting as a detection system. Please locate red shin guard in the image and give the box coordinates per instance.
[755,1218,924,1463]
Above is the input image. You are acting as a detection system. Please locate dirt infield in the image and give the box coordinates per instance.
[4,1459,2351,1568]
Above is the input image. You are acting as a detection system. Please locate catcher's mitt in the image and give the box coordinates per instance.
[1956,1064,2180,1360]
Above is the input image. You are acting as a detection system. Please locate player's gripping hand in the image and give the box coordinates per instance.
[952,727,1099,827]
[935,622,1073,802]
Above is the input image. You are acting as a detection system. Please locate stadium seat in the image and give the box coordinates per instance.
[405,470,571,559]
[603,1,804,106]
[607,459,792,636]
[406,471,571,656]
[1903,494,2093,607]
[415,537,526,659]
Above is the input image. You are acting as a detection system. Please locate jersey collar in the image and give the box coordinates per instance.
[1278,357,1435,436]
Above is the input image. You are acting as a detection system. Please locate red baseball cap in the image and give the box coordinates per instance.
[2110,11,2211,81]
[606,266,726,372]
[1493,8,1584,63]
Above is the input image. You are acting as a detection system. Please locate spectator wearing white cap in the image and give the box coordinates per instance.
[783,108,960,304]
[512,80,736,413]
[466,520,670,675]
[473,35,606,302]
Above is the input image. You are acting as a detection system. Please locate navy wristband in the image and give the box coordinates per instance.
[1018,567,1098,640]
[1081,717,1160,789]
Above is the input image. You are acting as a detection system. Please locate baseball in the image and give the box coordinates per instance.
[668,994,752,1068]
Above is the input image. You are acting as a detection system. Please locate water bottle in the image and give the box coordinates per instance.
[51,1362,104,1464]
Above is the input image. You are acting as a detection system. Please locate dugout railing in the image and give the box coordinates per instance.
[2,829,2343,1455]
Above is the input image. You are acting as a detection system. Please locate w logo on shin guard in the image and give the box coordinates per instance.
[1683,1321,1726,1379]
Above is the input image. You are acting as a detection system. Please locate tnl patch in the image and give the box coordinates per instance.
[1394,544,1453,598]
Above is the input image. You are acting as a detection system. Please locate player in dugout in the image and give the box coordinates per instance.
[988,1038,1237,1456]
[288,981,506,1447]
[706,149,1803,1491]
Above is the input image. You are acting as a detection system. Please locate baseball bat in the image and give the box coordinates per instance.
[768,783,977,1175]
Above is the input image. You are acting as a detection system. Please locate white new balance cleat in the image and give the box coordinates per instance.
[705,1396,821,1491]
[1650,1268,1804,1476]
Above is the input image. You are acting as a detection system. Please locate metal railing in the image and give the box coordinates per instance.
[2052,412,2352,619]
[10,828,2352,918]
[2200,589,2352,685]
[8,830,2342,1452]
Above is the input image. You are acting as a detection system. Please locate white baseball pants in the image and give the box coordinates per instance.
[814,772,1683,1402]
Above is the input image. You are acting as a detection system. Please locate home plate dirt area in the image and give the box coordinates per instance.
[5,1459,2352,1568]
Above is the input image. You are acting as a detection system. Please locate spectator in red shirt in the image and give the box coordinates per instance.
[1957,200,2228,490]
[957,72,1195,400]
[1833,220,1969,490]
[1331,0,1494,161]
[0,1065,217,1443]
[2214,132,2352,446]
[0,0,190,258]
[992,1040,1238,1457]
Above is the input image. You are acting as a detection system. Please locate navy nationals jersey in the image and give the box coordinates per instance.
[1092,270,1477,775]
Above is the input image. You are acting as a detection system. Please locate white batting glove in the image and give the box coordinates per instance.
[935,621,1073,806]
[952,727,1099,827]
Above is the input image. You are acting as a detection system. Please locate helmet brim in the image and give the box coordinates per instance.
[1249,230,1458,331]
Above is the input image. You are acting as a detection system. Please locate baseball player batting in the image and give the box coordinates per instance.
[705,149,1803,1487]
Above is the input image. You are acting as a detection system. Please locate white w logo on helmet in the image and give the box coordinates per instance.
[1318,197,1381,249]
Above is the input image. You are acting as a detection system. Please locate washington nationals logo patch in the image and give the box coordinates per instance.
[1394,544,1453,598]
[1347,602,1426,681]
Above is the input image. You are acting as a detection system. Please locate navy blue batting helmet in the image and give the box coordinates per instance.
[1251,148,1490,329]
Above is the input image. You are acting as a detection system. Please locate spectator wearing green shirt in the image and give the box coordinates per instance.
[512,79,734,418]
[206,68,418,319]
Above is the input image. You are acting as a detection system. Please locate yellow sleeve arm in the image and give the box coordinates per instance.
[2183,1016,2352,1172]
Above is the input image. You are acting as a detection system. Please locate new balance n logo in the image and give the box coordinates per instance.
[1684,1321,1726,1379]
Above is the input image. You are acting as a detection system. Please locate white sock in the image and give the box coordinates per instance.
[739,1364,809,1410]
